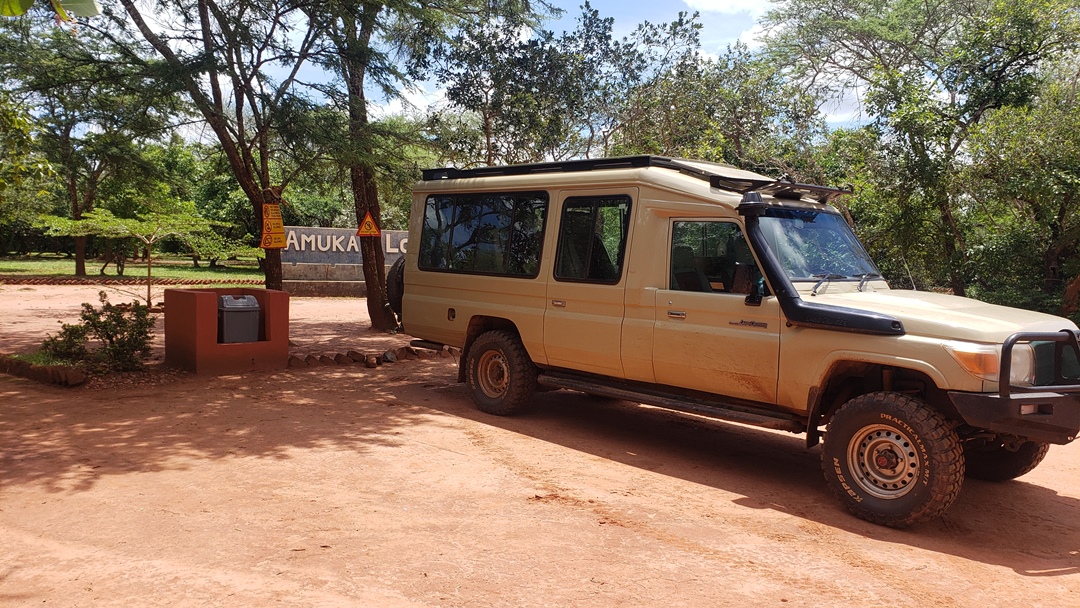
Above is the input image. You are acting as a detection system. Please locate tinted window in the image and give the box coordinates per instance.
[419,191,548,277]
[554,196,631,283]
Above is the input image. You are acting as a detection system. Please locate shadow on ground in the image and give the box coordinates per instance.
[2,360,1078,580]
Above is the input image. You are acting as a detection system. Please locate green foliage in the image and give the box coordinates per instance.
[766,0,1080,296]
[40,319,90,362]
[42,291,154,371]
[0,91,51,204]
[0,0,100,20]
[613,40,827,177]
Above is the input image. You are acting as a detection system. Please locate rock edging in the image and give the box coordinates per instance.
[287,345,461,369]
[0,354,88,387]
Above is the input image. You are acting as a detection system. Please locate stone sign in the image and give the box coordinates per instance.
[281,227,407,265]
[281,227,407,297]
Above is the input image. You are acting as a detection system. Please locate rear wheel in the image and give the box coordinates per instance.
[822,392,964,527]
[466,330,537,416]
[964,439,1049,482]
[386,256,405,317]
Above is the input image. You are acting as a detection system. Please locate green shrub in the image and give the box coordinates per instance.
[41,291,155,371]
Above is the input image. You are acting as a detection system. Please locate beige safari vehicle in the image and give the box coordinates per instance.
[388,156,1080,527]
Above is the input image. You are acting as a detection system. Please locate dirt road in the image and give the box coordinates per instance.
[1,284,1078,606]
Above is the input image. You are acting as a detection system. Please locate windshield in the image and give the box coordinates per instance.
[758,208,880,281]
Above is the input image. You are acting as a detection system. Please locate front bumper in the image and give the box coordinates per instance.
[948,391,1080,444]
[949,329,1080,445]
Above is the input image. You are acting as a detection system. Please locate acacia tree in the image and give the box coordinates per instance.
[115,0,329,290]
[764,0,1080,296]
[39,206,218,305]
[307,0,551,330]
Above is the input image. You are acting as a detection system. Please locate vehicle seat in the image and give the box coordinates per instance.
[671,245,712,292]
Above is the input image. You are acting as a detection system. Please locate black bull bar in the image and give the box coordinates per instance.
[949,330,1080,445]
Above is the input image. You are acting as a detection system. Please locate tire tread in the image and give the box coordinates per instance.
[823,392,964,528]
[467,330,537,416]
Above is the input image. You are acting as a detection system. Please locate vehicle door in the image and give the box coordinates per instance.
[543,190,635,378]
[653,219,781,403]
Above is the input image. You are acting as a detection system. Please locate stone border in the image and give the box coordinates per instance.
[288,345,461,369]
[0,354,88,387]
[0,345,461,389]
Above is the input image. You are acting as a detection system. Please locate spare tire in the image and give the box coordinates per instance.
[386,256,405,315]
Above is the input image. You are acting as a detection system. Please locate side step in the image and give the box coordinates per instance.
[537,372,805,433]
[410,339,445,351]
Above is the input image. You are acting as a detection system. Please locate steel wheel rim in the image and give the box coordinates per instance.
[847,424,920,500]
[477,350,510,398]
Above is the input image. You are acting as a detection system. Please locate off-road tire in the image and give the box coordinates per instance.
[466,330,538,416]
[964,440,1050,482]
[822,392,964,528]
[386,256,405,316]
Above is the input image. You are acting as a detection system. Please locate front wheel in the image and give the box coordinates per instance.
[466,330,537,416]
[964,439,1049,482]
[822,392,964,527]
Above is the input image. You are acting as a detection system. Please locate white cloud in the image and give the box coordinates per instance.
[370,86,447,119]
[683,0,774,18]
[736,22,767,50]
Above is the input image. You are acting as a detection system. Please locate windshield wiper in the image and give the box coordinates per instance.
[810,273,845,296]
[854,272,883,292]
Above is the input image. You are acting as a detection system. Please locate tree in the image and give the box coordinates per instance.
[613,39,827,179]
[962,59,1080,315]
[115,0,330,291]
[764,0,1080,296]
[308,0,552,330]
[38,206,218,305]
[434,3,699,167]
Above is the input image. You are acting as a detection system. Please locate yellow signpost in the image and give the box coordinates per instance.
[356,211,381,237]
[261,203,286,249]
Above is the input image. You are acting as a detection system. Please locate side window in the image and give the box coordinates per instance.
[670,221,759,294]
[419,191,547,277]
[554,196,631,284]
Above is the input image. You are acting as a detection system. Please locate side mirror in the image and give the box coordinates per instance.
[745,276,766,307]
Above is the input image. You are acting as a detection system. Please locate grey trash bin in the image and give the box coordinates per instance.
[218,295,261,343]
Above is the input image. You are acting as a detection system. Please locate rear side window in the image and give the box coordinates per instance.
[554,196,631,284]
[419,191,548,277]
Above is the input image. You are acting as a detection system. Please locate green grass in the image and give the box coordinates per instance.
[12,351,66,366]
[0,254,264,281]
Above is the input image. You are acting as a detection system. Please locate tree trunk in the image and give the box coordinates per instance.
[340,6,396,331]
[350,164,396,330]
[73,236,87,276]
[67,169,87,276]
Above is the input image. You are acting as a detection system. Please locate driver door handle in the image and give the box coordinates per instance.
[667,310,686,319]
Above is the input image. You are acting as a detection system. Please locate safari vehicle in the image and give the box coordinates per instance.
[388,155,1080,527]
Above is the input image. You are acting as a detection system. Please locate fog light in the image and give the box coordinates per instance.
[1020,404,1038,415]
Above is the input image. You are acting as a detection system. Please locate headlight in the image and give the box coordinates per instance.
[943,342,1035,386]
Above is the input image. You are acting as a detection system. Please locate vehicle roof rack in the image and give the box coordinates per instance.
[422,155,851,203]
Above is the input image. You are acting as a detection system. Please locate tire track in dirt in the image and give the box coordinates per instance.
[458,423,961,607]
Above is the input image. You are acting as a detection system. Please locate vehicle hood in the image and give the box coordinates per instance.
[807,289,1077,342]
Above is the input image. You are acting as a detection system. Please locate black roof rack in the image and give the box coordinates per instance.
[422,155,851,203]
